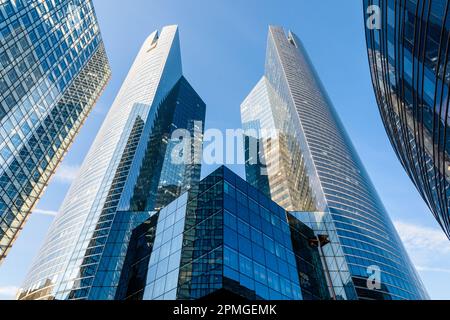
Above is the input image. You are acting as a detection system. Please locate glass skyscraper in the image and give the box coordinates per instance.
[364,0,450,239]
[241,26,428,300]
[116,166,331,301]
[0,0,111,263]
[18,25,206,300]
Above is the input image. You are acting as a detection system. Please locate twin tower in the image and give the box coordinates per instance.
[18,26,428,300]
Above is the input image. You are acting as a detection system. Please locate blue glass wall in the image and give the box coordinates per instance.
[219,169,304,300]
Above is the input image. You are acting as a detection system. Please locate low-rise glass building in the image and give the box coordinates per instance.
[117,166,333,301]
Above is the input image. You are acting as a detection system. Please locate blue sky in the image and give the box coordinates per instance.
[1,0,450,300]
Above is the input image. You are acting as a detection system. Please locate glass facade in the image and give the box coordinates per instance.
[241,26,428,300]
[87,76,205,300]
[0,0,111,263]
[118,166,331,301]
[364,0,450,239]
[18,25,206,300]
[290,211,356,300]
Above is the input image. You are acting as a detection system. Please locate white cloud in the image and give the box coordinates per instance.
[416,266,450,274]
[53,164,80,184]
[33,209,58,217]
[394,221,450,255]
[0,286,19,300]
[394,221,450,274]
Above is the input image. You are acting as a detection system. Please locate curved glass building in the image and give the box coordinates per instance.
[242,26,428,300]
[364,0,450,239]
[18,25,206,300]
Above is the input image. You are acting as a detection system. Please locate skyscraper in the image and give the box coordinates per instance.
[241,26,428,300]
[364,0,450,239]
[0,0,111,263]
[18,25,206,300]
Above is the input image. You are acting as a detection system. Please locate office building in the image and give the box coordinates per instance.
[0,0,111,263]
[18,25,205,300]
[241,26,428,300]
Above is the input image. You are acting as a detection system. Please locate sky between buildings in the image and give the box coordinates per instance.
[0,0,449,300]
